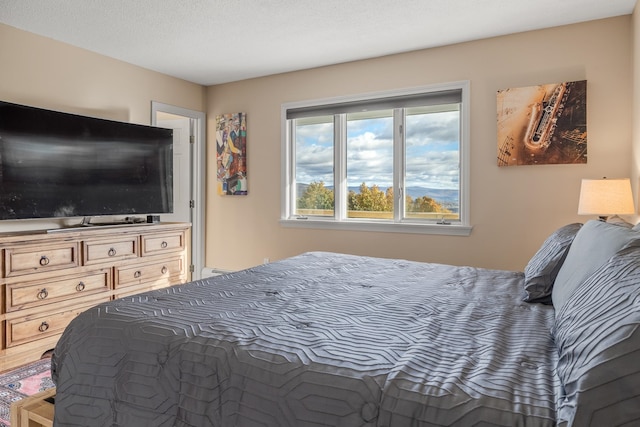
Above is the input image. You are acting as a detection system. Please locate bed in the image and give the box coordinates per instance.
[51,220,640,426]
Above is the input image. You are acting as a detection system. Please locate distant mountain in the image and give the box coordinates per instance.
[296,183,459,213]
[403,186,458,204]
[400,187,459,213]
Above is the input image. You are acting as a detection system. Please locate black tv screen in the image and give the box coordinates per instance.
[0,101,173,221]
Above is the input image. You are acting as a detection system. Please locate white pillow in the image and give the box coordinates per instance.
[551,220,639,312]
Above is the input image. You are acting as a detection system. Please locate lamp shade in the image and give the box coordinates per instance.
[578,178,635,217]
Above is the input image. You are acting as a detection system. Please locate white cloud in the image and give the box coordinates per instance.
[294,111,459,191]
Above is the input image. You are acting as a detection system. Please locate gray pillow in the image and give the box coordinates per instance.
[554,243,640,426]
[523,223,582,303]
[551,220,639,312]
[606,215,633,228]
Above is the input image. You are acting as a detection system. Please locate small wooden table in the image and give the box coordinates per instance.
[10,387,55,427]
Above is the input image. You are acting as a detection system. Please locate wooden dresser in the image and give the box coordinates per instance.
[0,222,191,372]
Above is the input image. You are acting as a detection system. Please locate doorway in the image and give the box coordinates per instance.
[151,101,206,280]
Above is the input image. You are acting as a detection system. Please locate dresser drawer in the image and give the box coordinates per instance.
[6,269,111,312]
[115,257,183,288]
[141,231,186,257]
[83,236,139,265]
[114,283,165,299]
[4,243,79,278]
[6,299,110,347]
[114,275,188,299]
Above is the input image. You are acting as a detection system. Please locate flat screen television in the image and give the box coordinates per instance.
[0,100,173,222]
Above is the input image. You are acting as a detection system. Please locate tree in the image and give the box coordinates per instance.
[408,195,450,213]
[348,183,390,211]
[298,181,450,213]
[297,181,334,210]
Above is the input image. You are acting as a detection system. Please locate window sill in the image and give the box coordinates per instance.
[279,218,473,236]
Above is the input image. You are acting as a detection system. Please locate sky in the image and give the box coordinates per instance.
[294,109,460,192]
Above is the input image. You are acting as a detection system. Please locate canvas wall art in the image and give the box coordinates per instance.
[216,112,247,195]
[496,80,587,166]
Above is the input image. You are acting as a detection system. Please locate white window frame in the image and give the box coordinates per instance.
[280,81,472,236]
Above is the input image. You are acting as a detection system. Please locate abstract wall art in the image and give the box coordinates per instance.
[216,112,247,195]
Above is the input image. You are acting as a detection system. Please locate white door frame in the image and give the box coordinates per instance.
[151,101,206,280]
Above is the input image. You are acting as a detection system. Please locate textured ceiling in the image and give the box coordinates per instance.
[0,0,637,86]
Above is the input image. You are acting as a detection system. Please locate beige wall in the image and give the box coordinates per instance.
[633,7,640,216]
[0,17,634,273]
[0,23,206,230]
[207,16,633,272]
[0,24,205,123]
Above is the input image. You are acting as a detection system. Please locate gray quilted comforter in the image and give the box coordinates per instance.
[51,252,559,426]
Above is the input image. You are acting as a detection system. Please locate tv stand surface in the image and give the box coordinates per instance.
[81,215,148,227]
[47,221,152,233]
[0,222,191,372]
[89,220,148,227]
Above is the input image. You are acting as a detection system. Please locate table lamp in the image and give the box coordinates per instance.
[577,178,635,221]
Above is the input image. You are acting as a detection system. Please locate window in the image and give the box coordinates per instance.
[281,81,471,235]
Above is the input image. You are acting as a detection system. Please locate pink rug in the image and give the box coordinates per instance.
[0,359,54,427]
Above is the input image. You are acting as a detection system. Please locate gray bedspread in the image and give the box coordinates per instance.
[51,251,559,426]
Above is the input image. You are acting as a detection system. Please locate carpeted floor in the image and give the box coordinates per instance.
[0,359,54,427]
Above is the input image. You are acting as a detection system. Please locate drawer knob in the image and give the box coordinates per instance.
[38,321,49,332]
[108,248,117,257]
[76,282,86,292]
[161,241,168,248]
[39,256,50,266]
[161,266,168,274]
[134,270,142,278]
[37,288,49,299]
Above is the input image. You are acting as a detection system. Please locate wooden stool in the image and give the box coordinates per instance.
[10,387,55,427]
